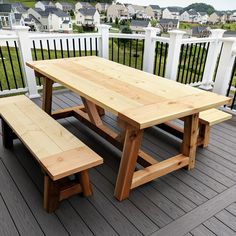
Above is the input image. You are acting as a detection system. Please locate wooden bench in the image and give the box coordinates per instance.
[158,108,232,148]
[0,95,103,213]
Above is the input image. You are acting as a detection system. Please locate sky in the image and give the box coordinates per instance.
[117,0,235,10]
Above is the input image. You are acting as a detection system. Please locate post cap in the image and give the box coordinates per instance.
[210,29,226,37]
[97,24,111,30]
[168,30,186,35]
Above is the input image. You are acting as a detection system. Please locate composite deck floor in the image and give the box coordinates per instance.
[0,90,236,236]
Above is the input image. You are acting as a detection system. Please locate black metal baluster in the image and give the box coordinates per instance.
[14,41,24,87]
[177,44,184,82]
[158,42,163,76]
[191,43,199,83]
[78,38,82,56]
[226,58,236,97]
[141,39,145,70]
[72,38,76,57]
[180,44,188,83]
[0,46,10,90]
[123,40,126,65]
[153,41,159,75]
[66,39,70,57]
[129,39,132,67]
[189,43,197,84]
[53,39,57,59]
[95,38,98,56]
[163,43,168,76]
[60,39,64,58]
[6,41,17,88]
[197,43,206,82]
[47,40,51,59]
[84,38,87,56]
[185,43,193,84]
[117,38,120,63]
[111,38,114,61]
[32,40,37,60]
[40,40,44,60]
[134,39,138,68]
[90,38,93,55]
[199,42,210,82]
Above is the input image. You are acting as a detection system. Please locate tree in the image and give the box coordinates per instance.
[104,17,108,23]
[121,26,132,34]
[183,3,215,15]
[115,17,119,25]
[150,19,157,27]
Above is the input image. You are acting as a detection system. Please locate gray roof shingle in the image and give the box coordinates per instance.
[131,20,149,27]
[0,3,12,13]
[79,7,96,16]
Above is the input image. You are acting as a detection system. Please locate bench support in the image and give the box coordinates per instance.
[44,170,92,213]
[2,119,14,149]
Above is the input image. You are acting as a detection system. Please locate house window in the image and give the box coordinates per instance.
[69,23,71,28]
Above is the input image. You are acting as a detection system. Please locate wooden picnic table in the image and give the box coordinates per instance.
[27,56,231,201]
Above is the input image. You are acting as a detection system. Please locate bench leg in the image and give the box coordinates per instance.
[79,170,92,197]
[199,123,210,148]
[44,175,60,213]
[2,119,13,149]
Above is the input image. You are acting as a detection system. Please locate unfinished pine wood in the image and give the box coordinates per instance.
[0,95,103,180]
[26,57,231,129]
[182,114,199,170]
[114,126,144,201]
[131,154,189,189]
[199,108,232,126]
[42,77,53,115]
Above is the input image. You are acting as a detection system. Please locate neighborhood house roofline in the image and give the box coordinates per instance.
[0,3,12,13]
[131,20,150,27]
[167,7,183,12]
[160,18,179,24]
[79,8,96,16]
[149,5,160,10]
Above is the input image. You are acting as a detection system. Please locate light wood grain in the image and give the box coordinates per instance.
[199,108,232,126]
[27,56,231,129]
[131,154,189,189]
[0,95,103,180]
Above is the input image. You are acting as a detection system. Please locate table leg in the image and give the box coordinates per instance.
[114,125,143,201]
[42,77,53,115]
[182,113,199,170]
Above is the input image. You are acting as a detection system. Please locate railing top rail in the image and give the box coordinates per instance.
[29,32,102,40]
[0,34,18,40]
[109,33,145,40]
[151,36,170,44]
[181,37,215,44]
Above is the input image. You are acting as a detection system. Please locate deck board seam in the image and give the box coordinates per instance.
[150,184,236,236]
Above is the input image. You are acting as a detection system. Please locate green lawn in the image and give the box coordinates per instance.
[0,40,235,93]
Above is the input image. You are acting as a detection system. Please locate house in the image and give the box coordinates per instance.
[159,18,179,32]
[162,7,182,20]
[130,20,150,34]
[55,2,74,12]
[107,4,129,21]
[95,3,110,13]
[35,1,54,11]
[198,12,209,24]
[11,3,28,19]
[208,12,226,24]
[191,26,211,37]
[75,7,100,28]
[28,7,72,32]
[14,13,24,26]
[180,9,200,23]
[75,2,92,11]
[0,3,15,29]
[145,5,161,20]
[127,5,147,19]
[229,11,236,22]
[24,14,41,31]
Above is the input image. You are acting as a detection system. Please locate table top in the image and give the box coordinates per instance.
[27,56,231,129]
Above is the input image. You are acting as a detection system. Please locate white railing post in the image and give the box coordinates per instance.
[165,30,185,80]
[13,26,40,98]
[213,38,236,95]
[97,24,111,59]
[199,29,225,90]
[143,27,159,73]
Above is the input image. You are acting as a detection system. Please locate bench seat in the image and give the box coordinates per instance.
[0,95,103,212]
[157,108,232,148]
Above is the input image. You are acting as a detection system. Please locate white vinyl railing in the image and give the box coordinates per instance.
[0,25,235,111]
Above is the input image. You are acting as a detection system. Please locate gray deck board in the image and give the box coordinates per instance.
[0,90,236,236]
